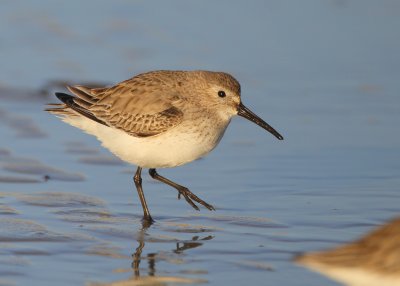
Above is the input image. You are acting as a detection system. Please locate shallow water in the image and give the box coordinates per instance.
[1,1,400,285]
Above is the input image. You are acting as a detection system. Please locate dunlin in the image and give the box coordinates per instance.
[295,217,400,286]
[46,70,283,222]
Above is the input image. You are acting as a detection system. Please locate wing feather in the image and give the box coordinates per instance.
[58,73,184,137]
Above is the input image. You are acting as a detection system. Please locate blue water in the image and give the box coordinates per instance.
[0,1,399,285]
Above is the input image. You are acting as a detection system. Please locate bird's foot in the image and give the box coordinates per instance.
[177,187,215,211]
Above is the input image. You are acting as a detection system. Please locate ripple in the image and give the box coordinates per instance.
[86,243,129,259]
[0,175,42,184]
[0,218,86,242]
[84,224,139,240]
[162,222,219,233]
[17,192,106,208]
[2,159,85,182]
[53,208,115,224]
[235,260,275,271]
[87,276,208,286]
[191,214,288,229]
[0,204,19,215]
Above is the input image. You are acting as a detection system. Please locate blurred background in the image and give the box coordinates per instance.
[0,1,399,285]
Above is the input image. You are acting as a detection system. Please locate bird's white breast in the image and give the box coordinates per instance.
[62,115,230,168]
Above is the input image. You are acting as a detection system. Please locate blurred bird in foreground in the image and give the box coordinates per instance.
[295,217,400,286]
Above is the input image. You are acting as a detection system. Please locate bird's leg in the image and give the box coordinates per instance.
[148,168,215,211]
[133,167,154,222]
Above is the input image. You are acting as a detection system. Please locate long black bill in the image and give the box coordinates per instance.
[237,103,284,140]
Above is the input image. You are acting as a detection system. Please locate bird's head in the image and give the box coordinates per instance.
[195,71,283,140]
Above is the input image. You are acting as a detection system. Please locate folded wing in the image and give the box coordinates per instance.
[46,75,184,137]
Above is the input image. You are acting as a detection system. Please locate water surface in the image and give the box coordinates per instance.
[0,1,399,285]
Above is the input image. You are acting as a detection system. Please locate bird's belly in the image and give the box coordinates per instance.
[63,116,229,168]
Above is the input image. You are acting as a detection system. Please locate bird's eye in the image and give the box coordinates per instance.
[218,90,226,98]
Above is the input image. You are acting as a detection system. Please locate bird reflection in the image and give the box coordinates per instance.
[174,235,214,254]
[131,220,214,279]
[295,217,400,286]
[131,220,153,278]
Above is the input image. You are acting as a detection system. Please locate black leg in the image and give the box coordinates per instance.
[148,168,215,211]
[133,167,153,222]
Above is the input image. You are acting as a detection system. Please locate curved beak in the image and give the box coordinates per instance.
[237,103,284,140]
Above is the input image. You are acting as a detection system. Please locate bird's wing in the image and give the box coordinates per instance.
[67,76,184,137]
